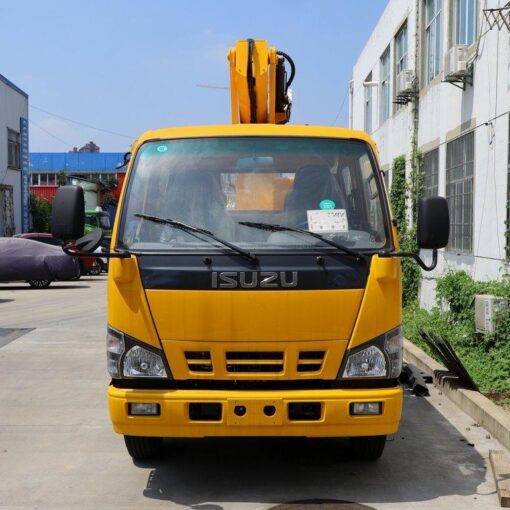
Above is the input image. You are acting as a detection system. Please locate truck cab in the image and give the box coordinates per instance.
[105,123,405,460]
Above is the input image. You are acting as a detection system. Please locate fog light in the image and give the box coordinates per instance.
[128,403,160,416]
[350,402,382,415]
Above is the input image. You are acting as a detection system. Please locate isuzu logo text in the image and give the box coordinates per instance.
[211,271,298,289]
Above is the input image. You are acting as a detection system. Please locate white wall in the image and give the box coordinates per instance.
[351,0,510,309]
[0,79,29,234]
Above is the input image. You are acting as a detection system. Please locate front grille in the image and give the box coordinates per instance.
[297,351,325,373]
[185,351,212,373]
[225,351,284,373]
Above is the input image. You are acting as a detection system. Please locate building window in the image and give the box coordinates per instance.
[423,148,439,197]
[31,173,39,186]
[455,0,476,46]
[7,129,20,170]
[395,23,408,74]
[425,0,443,84]
[380,47,391,123]
[364,72,373,134]
[507,114,510,257]
[446,131,474,253]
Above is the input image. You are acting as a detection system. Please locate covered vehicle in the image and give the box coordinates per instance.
[14,233,102,277]
[0,237,79,288]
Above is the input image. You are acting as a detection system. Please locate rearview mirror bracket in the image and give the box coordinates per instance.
[379,249,438,271]
[62,244,131,259]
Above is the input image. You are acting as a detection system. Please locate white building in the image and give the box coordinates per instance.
[350,0,510,308]
[0,74,29,236]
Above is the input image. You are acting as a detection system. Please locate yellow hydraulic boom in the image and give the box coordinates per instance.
[228,39,294,125]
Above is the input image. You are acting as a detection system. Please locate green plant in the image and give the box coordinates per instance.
[389,155,407,235]
[29,194,52,233]
[435,270,479,324]
[389,155,423,306]
[403,304,510,393]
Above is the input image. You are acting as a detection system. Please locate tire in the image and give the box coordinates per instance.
[88,260,102,276]
[28,279,52,289]
[124,435,163,460]
[349,435,387,461]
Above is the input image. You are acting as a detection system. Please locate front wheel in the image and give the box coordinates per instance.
[349,435,386,461]
[28,279,52,289]
[124,435,163,460]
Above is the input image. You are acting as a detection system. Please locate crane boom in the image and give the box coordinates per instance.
[228,39,294,125]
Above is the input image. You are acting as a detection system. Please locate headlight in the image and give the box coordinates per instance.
[344,345,386,377]
[123,345,167,378]
[106,325,170,379]
[340,327,403,379]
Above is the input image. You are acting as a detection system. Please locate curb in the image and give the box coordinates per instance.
[404,338,510,452]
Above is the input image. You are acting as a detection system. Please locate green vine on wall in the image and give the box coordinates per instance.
[389,152,423,306]
[389,155,407,234]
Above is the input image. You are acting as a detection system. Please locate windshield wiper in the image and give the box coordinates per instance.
[135,213,258,264]
[238,221,366,264]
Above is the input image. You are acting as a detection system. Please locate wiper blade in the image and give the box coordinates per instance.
[239,221,366,264]
[135,213,258,264]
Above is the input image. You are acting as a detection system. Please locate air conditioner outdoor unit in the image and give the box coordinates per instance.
[444,45,468,78]
[396,70,415,95]
[474,295,508,333]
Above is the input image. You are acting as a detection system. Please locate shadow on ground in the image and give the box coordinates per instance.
[134,394,490,507]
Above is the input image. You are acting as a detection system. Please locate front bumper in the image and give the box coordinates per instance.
[108,385,403,438]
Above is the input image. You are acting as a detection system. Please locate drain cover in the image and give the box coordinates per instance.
[0,328,33,348]
[269,500,376,510]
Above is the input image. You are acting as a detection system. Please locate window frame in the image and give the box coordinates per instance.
[424,0,443,84]
[380,47,391,124]
[364,72,373,134]
[423,148,440,197]
[506,114,510,258]
[395,22,408,76]
[454,0,476,46]
[445,131,475,254]
[7,129,20,170]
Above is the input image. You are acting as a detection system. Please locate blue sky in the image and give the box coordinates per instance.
[0,0,387,152]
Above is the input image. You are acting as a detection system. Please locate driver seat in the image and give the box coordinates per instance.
[284,164,346,227]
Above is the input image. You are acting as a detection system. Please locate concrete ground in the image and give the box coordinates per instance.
[0,277,506,509]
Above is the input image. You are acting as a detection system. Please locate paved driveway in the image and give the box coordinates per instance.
[0,277,505,509]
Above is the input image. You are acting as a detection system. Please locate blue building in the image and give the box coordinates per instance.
[30,151,126,202]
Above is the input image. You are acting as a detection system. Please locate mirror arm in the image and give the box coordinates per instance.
[379,248,438,271]
[62,244,131,259]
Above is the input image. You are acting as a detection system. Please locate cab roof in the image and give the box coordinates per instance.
[131,124,378,159]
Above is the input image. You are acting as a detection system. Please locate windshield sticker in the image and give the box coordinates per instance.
[307,209,348,233]
[157,145,168,153]
[319,199,336,210]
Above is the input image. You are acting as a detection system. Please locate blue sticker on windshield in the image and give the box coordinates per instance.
[320,199,336,210]
[157,145,168,153]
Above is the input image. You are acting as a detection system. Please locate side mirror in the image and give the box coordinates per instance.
[51,185,85,241]
[417,197,450,250]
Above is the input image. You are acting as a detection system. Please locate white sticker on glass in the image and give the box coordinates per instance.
[307,209,348,233]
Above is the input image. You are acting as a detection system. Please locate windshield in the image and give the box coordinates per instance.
[119,137,390,252]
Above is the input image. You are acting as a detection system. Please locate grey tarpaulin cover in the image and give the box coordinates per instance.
[0,238,78,281]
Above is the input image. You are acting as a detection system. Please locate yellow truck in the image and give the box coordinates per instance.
[51,40,449,461]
